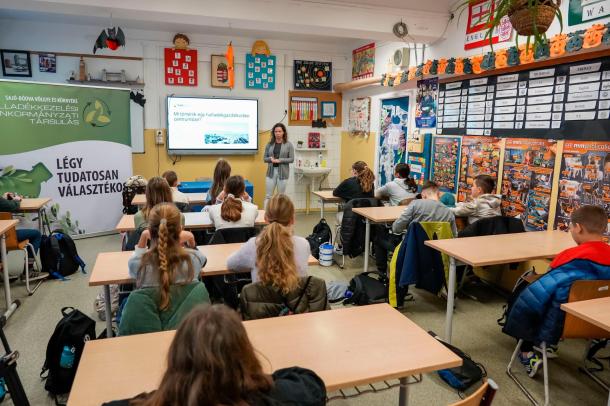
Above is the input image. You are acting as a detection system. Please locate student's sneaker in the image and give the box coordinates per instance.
[519,351,543,378]
[534,344,559,359]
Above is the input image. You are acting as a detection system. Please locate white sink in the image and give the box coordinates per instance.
[294,167,331,176]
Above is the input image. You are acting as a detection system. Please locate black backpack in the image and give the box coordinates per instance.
[344,272,387,305]
[306,219,332,259]
[497,267,536,327]
[41,307,96,399]
[122,184,146,214]
[40,230,86,279]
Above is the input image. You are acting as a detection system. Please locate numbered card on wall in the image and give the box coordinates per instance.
[245,54,276,90]
[164,48,198,86]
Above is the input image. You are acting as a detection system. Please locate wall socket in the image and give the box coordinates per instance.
[155,129,164,145]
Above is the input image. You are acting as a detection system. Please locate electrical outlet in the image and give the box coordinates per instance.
[155,129,164,145]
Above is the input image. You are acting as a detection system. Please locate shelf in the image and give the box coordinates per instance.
[295,148,328,151]
[67,80,145,89]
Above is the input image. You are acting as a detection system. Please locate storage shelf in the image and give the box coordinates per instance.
[295,148,328,151]
[67,80,145,89]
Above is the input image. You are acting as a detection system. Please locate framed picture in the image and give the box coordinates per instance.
[294,60,332,91]
[1,49,32,77]
[321,101,336,118]
[38,53,56,73]
[211,54,230,88]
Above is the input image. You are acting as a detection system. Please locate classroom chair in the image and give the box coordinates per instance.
[449,378,498,406]
[0,212,44,295]
[506,280,610,406]
[334,197,381,269]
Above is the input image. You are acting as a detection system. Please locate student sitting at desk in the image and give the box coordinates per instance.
[227,194,310,283]
[161,170,188,205]
[207,158,231,204]
[451,174,501,225]
[208,176,258,230]
[333,161,374,202]
[503,205,610,378]
[374,181,457,274]
[104,304,326,406]
[134,177,184,230]
[374,163,418,206]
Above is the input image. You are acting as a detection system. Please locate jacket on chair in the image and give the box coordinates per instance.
[458,215,525,238]
[503,241,610,345]
[339,198,381,258]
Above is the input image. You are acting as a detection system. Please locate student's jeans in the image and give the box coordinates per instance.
[16,228,42,257]
[265,167,287,208]
[374,228,403,273]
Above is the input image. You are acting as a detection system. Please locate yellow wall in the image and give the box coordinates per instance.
[340,131,377,180]
[133,129,271,207]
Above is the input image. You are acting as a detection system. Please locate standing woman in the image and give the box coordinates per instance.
[264,123,294,207]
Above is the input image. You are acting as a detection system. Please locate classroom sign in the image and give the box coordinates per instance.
[0,80,131,235]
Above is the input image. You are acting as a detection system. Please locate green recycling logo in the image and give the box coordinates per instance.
[83,99,112,127]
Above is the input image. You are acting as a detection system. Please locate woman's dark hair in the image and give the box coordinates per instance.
[270,123,287,144]
[395,163,418,193]
[220,175,246,222]
[209,159,231,203]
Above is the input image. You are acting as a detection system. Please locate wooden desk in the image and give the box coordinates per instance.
[352,205,406,272]
[90,244,318,337]
[17,197,51,232]
[311,190,342,219]
[425,230,576,343]
[0,220,20,322]
[561,297,610,332]
[131,193,208,206]
[116,210,267,232]
[68,304,461,406]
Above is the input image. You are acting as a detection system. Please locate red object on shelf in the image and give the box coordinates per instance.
[308,132,320,148]
[164,48,198,86]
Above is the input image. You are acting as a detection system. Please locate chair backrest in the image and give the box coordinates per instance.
[458,216,525,238]
[209,227,257,245]
[0,212,20,250]
[563,280,610,339]
[449,378,498,406]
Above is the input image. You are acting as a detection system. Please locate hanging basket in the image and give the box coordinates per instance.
[508,0,560,37]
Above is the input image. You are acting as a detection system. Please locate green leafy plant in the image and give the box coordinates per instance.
[48,203,85,235]
[453,0,563,52]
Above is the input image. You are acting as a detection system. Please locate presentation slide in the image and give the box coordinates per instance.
[167,97,258,154]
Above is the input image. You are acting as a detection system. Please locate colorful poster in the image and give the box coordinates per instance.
[407,133,432,189]
[0,80,132,235]
[430,136,461,193]
[457,136,501,202]
[245,54,275,90]
[465,0,512,50]
[501,138,556,231]
[379,97,408,186]
[568,0,610,26]
[348,97,371,136]
[164,48,197,86]
[554,141,610,236]
[415,78,438,128]
[294,60,332,91]
[352,43,375,80]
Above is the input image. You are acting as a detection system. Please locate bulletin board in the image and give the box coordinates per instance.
[288,90,342,126]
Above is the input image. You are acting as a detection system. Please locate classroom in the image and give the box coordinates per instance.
[1,0,610,405]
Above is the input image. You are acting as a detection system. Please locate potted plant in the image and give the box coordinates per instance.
[454,0,562,50]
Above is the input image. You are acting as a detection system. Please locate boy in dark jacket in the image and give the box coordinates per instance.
[505,205,610,377]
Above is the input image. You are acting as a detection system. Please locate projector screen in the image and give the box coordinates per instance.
[167,96,259,155]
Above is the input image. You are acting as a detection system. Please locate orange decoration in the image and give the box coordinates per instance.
[583,24,606,49]
[519,44,534,64]
[495,49,508,68]
[471,54,484,74]
[549,34,568,57]
[438,58,448,74]
[408,66,416,81]
[422,60,432,75]
[393,72,403,86]
[225,42,235,89]
[455,58,464,74]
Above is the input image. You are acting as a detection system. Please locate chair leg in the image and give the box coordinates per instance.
[24,244,44,296]
[506,339,541,405]
[579,339,610,391]
[541,342,549,406]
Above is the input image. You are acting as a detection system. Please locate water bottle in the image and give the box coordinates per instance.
[59,345,75,369]
[344,290,353,299]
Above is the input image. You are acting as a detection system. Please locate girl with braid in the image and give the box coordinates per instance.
[128,203,207,310]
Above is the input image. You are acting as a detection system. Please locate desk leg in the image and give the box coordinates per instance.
[398,377,409,406]
[0,236,18,323]
[103,285,113,338]
[363,219,370,272]
[320,201,325,220]
[444,256,457,344]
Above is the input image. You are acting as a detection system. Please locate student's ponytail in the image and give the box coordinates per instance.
[157,218,172,311]
[353,161,375,193]
[395,163,417,193]
[256,222,298,294]
[220,175,246,222]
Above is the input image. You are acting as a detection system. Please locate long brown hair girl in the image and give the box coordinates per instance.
[220,175,245,222]
[209,159,231,203]
[256,194,299,294]
[352,161,374,193]
[134,304,272,405]
[137,203,194,310]
[142,177,173,220]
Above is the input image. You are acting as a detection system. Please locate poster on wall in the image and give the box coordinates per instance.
[568,0,610,25]
[245,54,275,90]
[501,138,556,231]
[352,43,375,80]
[379,97,409,186]
[415,77,438,128]
[554,140,610,236]
[430,136,461,193]
[294,60,332,91]
[465,0,512,50]
[0,80,132,235]
[457,136,501,202]
[348,97,371,136]
[407,133,432,189]
[164,48,198,86]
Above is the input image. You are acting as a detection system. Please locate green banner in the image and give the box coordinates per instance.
[0,80,130,154]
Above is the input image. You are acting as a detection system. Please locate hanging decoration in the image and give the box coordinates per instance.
[93,27,126,53]
[246,40,275,90]
[225,42,235,89]
[164,34,197,86]
[294,60,332,91]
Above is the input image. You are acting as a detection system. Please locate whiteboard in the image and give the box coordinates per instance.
[130,99,144,153]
